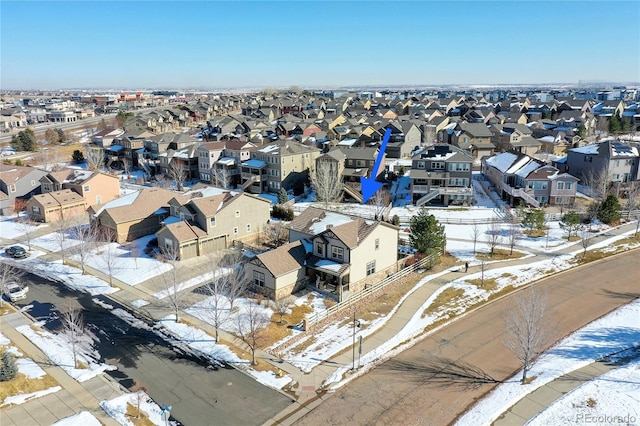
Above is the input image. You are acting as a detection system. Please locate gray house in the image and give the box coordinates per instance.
[0,164,49,215]
[562,140,639,186]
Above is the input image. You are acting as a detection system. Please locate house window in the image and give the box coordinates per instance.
[331,246,344,261]
[366,261,376,276]
[253,271,265,287]
[32,206,40,215]
[165,239,173,250]
[43,184,50,191]
[375,239,379,250]
[96,195,102,204]
[235,210,240,218]
[315,242,323,255]
[565,182,572,190]
[431,161,444,170]
[417,161,426,169]
[233,227,238,235]
[8,184,16,192]
[210,217,216,227]
[557,182,564,190]
[246,223,251,232]
[31,180,36,186]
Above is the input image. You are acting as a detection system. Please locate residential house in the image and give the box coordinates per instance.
[450,122,495,160]
[409,144,473,206]
[89,187,176,243]
[158,143,200,181]
[26,189,87,223]
[92,128,125,148]
[384,121,423,159]
[197,141,227,183]
[490,123,541,155]
[0,164,49,215]
[563,140,640,187]
[155,191,271,260]
[241,140,320,194]
[482,152,579,207]
[244,207,399,300]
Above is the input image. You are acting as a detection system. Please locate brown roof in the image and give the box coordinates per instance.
[0,165,34,183]
[256,240,306,277]
[30,189,85,207]
[97,187,175,223]
[161,220,207,243]
[200,141,227,150]
[188,193,231,216]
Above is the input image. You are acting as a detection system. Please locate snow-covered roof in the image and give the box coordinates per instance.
[216,157,236,166]
[485,152,518,173]
[91,190,140,216]
[506,156,533,175]
[242,159,267,168]
[258,144,279,153]
[515,160,542,179]
[308,212,353,235]
[314,259,344,273]
[337,138,357,147]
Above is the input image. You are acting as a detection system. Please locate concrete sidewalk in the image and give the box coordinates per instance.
[1,311,123,426]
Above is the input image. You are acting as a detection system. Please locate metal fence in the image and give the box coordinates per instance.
[304,250,442,329]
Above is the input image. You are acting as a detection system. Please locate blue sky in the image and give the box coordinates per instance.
[1,1,639,89]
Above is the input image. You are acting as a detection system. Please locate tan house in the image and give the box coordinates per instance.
[244,207,399,300]
[40,169,120,207]
[90,187,176,243]
[155,191,271,260]
[26,189,87,223]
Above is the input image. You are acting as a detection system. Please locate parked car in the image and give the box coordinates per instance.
[4,246,27,259]
[4,282,29,302]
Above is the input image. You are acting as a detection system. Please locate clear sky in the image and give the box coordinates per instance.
[1,1,639,90]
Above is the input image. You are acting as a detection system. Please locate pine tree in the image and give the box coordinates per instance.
[72,150,85,164]
[608,114,622,133]
[277,187,288,204]
[0,350,18,381]
[597,194,621,224]
[409,208,446,256]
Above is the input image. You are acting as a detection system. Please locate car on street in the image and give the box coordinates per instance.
[4,246,27,259]
[4,282,29,302]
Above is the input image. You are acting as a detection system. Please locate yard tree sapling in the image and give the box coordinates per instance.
[503,285,553,384]
[561,211,581,240]
[167,161,188,191]
[597,194,621,225]
[470,223,481,254]
[59,301,87,368]
[273,298,291,325]
[580,225,592,258]
[200,253,232,342]
[409,207,446,256]
[157,242,185,322]
[313,159,343,207]
[236,298,270,365]
[0,350,18,381]
[485,221,503,257]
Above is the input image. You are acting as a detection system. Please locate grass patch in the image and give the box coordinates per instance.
[523,229,546,238]
[263,303,313,347]
[487,285,515,301]
[288,335,317,355]
[466,278,499,291]
[422,287,465,318]
[476,248,524,261]
[0,372,59,404]
[0,304,16,316]
[522,375,537,385]
[125,402,156,426]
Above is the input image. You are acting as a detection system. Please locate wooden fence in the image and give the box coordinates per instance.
[304,249,442,329]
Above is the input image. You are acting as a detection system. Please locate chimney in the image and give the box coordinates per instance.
[326,224,333,230]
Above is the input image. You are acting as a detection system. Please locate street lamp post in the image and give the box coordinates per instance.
[351,309,361,371]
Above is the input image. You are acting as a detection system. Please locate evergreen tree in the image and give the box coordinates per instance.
[608,114,622,133]
[0,350,18,381]
[277,187,288,204]
[597,194,621,224]
[55,128,65,143]
[409,208,446,256]
[10,128,37,151]
[562,211,582,239]
[523,208,545,230]
[72,149,85,164]
[576,124,586,138]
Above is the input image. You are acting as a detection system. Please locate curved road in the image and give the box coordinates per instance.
[294,249,640,426]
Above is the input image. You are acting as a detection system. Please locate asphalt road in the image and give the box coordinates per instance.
[16,273,294,426]
[294,249,640,426]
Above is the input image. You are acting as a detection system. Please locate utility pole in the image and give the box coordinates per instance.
[351,309,360,371]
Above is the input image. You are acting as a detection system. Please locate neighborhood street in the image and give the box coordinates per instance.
[293,248,640,426]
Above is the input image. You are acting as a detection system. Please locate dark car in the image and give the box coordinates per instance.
[5,246,27,259]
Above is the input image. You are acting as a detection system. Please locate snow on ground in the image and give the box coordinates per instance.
[152,267,232,300]
[31,230,85,253]
[527,357,640,426]
[0,215,46,239]
[100,391,166,426]
[160,312,292,390]
[80,235,172,286]
[456,299,640,426]
[16,324,116,382]
[51,411,103,426]
[2,385,62,407]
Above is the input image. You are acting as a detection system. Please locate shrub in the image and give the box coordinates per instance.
[272,205,294,220]
[391,214,400,226]
[0,350,18,381]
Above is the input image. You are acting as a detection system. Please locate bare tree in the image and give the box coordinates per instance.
[98,229,122,286]
[236,299,270,365]
[213,166,232,189]
[624,181,639,219]
[585,163,611,201]
[486,222,503,257]
[85,146,104,171]
[52,214,81,264]
[122,157,133,180]
[157,242,184,322]
[200,253,231,342]
[59,301,86,368]
[503,285,553,384]
[168,160,188,191]
[0,261,24,308]
[580,225,592,258]
[369,187,390,221]
[506,223,521,255]
[313,159,343,207]
[264,221,288,248]
[273,298,291,325]
[223,251,248,311]
[470,223,481,255]
[70,223,99,274]
[19,217,37,250]
[131,380,148,419]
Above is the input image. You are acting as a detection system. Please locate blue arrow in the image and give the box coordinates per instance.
[360,127,391,203]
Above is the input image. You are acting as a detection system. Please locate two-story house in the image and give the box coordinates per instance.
[482,152,579,207]
[241,140,320,194]
[26,189,87,223]
[451,122,495,160]
[155,191,271,260]
[196,141,226,183]
[244,207,399,300]
[563,140,640,187]
[408,144,474,206]
[0,164,49,215]
[92,128,125,148]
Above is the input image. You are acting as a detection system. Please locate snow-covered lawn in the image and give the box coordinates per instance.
[51,411,102,426]
[0,215,46,239]
[16,324,116,382]
[0,330,62,407]
[457,299,640,426]
[100,391,166,426]
[31,230,85,253]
